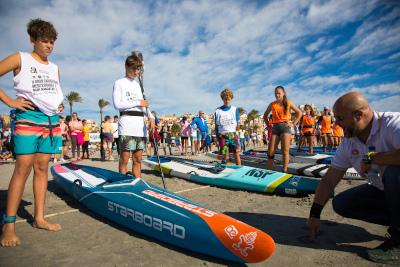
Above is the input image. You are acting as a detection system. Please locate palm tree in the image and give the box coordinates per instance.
[65,91,83,115]
[247,109,260,128]
[98,99,110,123]
[171,123,180,137]
[237,107,246,126]
[244,118,251,128]
[237,107,246,117]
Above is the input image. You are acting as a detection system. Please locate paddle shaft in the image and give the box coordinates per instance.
[138,72,167,189]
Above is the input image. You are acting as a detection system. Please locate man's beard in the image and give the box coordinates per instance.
[343,122,358,138]
[344,128,355,138]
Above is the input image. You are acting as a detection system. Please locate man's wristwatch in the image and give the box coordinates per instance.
[362,152,377,165]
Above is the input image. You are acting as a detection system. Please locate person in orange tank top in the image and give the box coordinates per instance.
[298,104,316,154]
[263,86,302,172]
[332,121,344,148]
[317,106,334,152]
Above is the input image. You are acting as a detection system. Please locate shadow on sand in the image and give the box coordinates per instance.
[0,190,34,223]
[226,211,384,259]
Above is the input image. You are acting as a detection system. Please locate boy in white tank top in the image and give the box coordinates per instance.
[0,19,63,247]
[214,88,241,165]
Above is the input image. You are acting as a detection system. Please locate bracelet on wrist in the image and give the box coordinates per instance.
[310,203,323,219]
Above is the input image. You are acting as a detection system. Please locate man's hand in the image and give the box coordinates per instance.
[307,216,320,242]
[359,161,371,177]
[305,167,345,242]
[140,99,149,108]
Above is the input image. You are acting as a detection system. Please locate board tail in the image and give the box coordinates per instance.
[199,212,275,262]
[142,189,275,262]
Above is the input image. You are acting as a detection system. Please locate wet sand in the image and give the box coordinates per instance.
[0,151,386,267]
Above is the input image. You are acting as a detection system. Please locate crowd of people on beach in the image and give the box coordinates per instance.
[0,102,343,164]
[0,18,399,265]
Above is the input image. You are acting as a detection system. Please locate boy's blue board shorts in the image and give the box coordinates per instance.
[14,109,62,154]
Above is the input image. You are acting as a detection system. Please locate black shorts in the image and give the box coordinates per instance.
[272,123,291,135]
[303,132,313,137]
[181,136,189,140]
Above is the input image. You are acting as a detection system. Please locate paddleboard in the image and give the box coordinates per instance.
[206,151,361,180]
[286,163,361,179]
[295,146,337,153]
[286,148,336,156]
[51,163,275,263]
[143,156,320,196]
[243,150,333,164]
[284,148,335,156]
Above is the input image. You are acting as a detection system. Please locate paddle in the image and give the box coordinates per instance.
[135,51,167,189]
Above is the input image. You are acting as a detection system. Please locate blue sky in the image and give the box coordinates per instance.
[0,0,399,122]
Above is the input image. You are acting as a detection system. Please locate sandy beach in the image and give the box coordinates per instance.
[0,151,387,267]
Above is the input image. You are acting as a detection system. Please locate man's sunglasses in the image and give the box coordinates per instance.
[334,110,359,122]
[334,115,344,122]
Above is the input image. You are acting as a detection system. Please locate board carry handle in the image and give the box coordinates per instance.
[73,179,82,186]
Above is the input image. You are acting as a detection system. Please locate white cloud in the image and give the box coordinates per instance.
[388,52,400,60]
[346,82,400,112]
[342,22,400,58]
[306,0,378,29]
[306,37,326,52]
[370,95,400,112]
[300,74,370,88]
[338,5,400,59]
[350,82,400,95]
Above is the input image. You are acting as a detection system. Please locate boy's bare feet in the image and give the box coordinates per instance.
[0,224,21,247]
[32,219,62,232]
